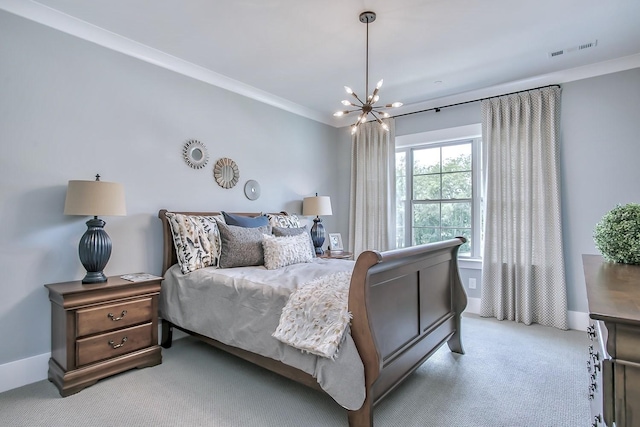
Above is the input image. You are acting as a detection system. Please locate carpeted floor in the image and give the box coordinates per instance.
[0,314,591,426]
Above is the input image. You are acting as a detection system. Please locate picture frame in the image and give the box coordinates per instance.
[328,233,343,252]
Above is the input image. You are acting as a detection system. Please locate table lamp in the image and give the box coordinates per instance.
[64,174,126,283]
[302,194,332,255]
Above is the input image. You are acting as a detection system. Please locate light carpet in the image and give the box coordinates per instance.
[0,314,591,426]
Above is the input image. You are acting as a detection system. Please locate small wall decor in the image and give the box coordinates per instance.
[183,139,209,169]
[214,157,239,189]
[244,180,261,200]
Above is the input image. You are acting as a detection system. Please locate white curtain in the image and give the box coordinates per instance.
[349,119,395,258]
[480,87,568,330]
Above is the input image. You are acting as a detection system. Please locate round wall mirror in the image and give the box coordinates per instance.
[183,140,209,169]
[214,158,239,189]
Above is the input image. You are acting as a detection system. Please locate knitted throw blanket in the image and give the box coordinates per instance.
[272,271,352,359]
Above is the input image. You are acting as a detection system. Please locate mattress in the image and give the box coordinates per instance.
[159,258,366,410]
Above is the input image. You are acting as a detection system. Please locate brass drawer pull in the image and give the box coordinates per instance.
[108,337,128,349]
[107,310,127,321]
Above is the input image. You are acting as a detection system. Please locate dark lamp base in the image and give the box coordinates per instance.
[82,271,108,284]
[310,216,326,255]
[78,217,112,285]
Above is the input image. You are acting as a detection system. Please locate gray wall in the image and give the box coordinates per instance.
[560,68,640,312]
[0,11,344,366]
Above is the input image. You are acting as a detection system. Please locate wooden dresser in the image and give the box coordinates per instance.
[45,275,162,396]
[583,254,640,427]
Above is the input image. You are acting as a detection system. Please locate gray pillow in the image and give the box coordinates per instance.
[217,222,271,268]
[272,226,307,237]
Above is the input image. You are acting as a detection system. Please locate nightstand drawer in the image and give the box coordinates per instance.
[76,297,153,336]
[76,322,153,367]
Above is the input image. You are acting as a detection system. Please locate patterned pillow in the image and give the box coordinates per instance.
[272,226,316,258]
[165,212,223,274]
[267,212,300,229]
[262,233,314,270]
[222,211,269,228]
[217,222,271,268]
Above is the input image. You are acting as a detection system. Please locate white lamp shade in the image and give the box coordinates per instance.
[302,196,332,216]
[64,180,126,217]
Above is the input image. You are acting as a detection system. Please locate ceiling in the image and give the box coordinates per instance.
[5,0,640,127]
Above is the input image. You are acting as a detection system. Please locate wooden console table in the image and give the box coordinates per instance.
[583,254,640,427]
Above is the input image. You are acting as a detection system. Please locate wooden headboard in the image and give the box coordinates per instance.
[157,209,289,276]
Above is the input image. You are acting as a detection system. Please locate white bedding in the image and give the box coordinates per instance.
[159,258,366,410]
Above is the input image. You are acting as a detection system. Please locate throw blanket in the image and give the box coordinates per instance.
[272,271,352,359]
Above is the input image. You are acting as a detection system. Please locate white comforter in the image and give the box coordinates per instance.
[159,258,365,410]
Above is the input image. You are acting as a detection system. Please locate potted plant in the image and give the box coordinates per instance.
[593,203,640,265]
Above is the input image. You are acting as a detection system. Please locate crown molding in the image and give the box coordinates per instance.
[0,0,332,126]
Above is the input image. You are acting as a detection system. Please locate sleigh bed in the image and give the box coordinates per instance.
[157,209,467,426]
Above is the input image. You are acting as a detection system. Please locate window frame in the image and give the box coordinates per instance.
[396,135,482,260]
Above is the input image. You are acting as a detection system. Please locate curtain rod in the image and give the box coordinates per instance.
[391,84,561,119]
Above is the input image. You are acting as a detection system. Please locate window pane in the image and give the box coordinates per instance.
[441,202,471,228]
[413,227,440,245]
[396,152,406,178]
[396,175,406,200]
[413,203,440,227]
[442,144,471,172]
[396,226,405,248]
[442,171,471,199]
[413,147,440,174]
[414,175,440,200]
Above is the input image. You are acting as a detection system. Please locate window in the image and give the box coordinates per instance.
[396,136,482,258]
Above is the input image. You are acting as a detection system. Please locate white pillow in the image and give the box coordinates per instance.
[262,233,314,270]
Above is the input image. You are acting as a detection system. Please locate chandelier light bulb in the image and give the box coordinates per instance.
[372,95,379,103]
[344,86,353,94]
[333,111,346,117]
[381,122,390,131]
[341,100,351,106]
[376,79,383,89]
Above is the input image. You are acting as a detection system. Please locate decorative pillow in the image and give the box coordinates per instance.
[272,226,316,258]
[217,222,271,268]
[165,212,223,274]
[262,233,314,270]
[222,211,269,228]
[267,212,301,229]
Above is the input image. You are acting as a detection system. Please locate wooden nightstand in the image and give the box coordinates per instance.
[44,274,162,397]
[319,250,354,260]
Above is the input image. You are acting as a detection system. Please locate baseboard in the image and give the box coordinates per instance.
[464,297,589,331]
[0,352,50,394]
[567,310,589,331]
[464,297,482,315]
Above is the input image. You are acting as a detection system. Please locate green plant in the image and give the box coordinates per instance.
[593,203,640,264]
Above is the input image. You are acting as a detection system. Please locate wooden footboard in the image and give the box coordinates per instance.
[158,210,466,426]
[347,238,467,426]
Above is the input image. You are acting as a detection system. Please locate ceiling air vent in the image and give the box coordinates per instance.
[548,40,597,58]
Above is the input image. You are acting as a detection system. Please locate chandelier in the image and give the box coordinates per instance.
[334,11,403,134]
